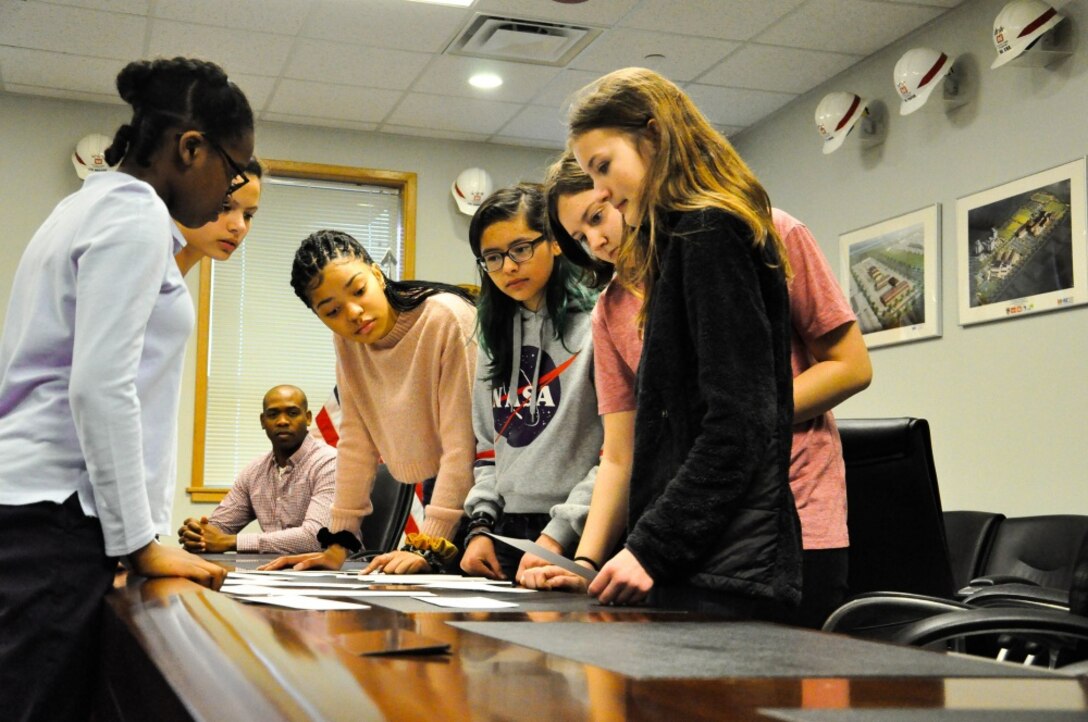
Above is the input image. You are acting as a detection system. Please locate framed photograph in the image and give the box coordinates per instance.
[956,158,1087,326]
[839,205,942,349]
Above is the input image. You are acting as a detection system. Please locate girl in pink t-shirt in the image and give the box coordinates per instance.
[525,153,872,628]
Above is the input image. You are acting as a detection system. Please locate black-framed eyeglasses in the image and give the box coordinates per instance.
[205,136,250,195]
[477,236,547,273]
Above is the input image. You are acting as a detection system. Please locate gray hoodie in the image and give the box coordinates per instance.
[465,303,602,551]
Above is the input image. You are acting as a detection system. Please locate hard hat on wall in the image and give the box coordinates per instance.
[991,0,1063,69]
[814,92,868,155]
[71,133,115,179]
[895,48,953,115]
[452,167,494,216]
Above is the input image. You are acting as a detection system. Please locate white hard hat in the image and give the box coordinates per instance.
[894,48,952,116]
[814,92,868,155]
[451,167,494,216]
[991,0,1063,69]
[71,133,114,179]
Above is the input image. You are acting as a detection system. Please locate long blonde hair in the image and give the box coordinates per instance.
[566,67,790,323]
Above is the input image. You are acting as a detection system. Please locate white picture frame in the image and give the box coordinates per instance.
[839,205,942,349]
[956,158,1087,326]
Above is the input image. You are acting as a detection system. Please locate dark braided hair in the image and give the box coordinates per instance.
[244,156,265,180]
[469,183,596,388]
[543,153,614,290]
[291,229,474,313]
[105,57,254,168]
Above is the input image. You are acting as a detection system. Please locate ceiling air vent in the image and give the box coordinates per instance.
[446,14,600,67]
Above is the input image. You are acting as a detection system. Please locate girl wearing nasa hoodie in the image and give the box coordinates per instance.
[461,183,603,583]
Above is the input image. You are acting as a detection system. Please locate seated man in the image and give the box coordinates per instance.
[178,385,336,554]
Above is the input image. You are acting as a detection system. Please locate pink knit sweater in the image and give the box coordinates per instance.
[328,293,477,542]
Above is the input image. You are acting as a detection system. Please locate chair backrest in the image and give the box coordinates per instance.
[837,418,955,599]
[944,511,1005,590]
[361,464,415,554]
[981,515,1088,591]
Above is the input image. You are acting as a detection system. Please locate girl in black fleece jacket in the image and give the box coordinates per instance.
[565,67,803,618]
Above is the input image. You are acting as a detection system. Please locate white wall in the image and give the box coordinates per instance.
[0,92,555,535]
[732,0,1088,515]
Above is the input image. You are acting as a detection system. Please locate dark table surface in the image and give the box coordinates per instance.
[97,555,1088,722]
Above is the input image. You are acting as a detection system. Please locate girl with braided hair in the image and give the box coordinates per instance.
[0,56,253,720]
[260,230,478,574]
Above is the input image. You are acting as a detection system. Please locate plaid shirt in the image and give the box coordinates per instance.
[208,434,337,554]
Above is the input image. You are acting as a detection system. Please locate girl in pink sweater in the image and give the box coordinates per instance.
[262,230,477,574]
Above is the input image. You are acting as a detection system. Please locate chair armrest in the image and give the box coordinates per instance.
[956,575,1040,599]
[823,593,970,639]
[892,607,1088,647]
[965,583,1069,611]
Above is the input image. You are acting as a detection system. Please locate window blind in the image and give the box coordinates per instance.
[202,177,403,487]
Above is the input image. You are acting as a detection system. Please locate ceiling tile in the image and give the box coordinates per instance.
[42,0,150,14]
[699,44,861,94]
[303,0,468,53]
[386,92,522,135]
[228,74,276,114]
[285,39,431,91]
[473,0,640,26]
[883,0,962,6]
[530,68,604,110]
[620,0,807,41]
[496,104,567,145]
[262,113,378,133]
[148,20,290,78]
[3,83,124,108]
[267,80,402,124]
[0,2,146,59]
[0,47,122,96]
[684,83,796,127]
[489,135,563,151]
[0,0,969,148]
[756,0,944,56]
[379,125,491,144]
[152,0,311,35]
[714,124,746,138]
[571,28,739,81]
[410,55,561,104]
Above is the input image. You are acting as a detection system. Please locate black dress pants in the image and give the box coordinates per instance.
[0,493,117,722]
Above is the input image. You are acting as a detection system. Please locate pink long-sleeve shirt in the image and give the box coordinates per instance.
[328,293,477,543]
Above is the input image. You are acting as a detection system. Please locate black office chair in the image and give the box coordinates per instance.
[892,533,1088,673]
[944,510,1005,591]
[837,417,955,599]
[958,515,1088,595]
[827,515,1088,639]
[358,464,416,557]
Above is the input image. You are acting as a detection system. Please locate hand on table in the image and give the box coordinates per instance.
[127,541,226,591]
[588,548,653,606]
[258,545,347,571]
[517,564,589,593]
[362,550,430,575]
[177,516,236,553]
[460,535,505,580]
[514,534,563,584]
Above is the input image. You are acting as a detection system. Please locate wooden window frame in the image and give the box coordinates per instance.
[187,159,417,502]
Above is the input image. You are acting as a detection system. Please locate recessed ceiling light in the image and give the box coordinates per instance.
[469,73,503,89]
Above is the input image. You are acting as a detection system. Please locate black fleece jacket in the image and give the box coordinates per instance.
[625,207,802,608]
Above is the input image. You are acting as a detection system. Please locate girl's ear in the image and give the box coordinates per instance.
[548,238,562,257]
[176,130,204,168]
[370,262,386,289]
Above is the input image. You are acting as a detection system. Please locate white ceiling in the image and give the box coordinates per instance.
[0,0,966,149]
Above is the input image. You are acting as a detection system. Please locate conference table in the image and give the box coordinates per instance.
[97,555,1088,721]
